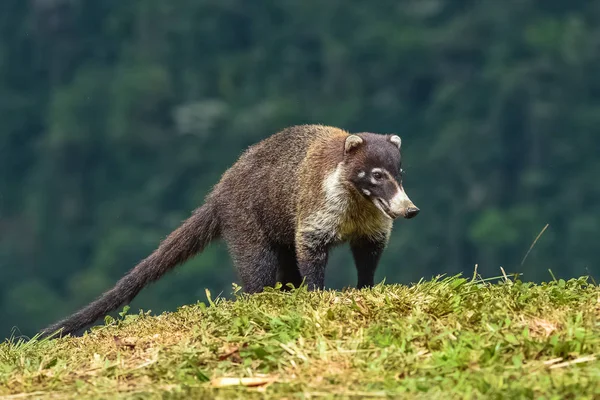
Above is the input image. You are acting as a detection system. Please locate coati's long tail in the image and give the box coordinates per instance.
[39,202,220,338]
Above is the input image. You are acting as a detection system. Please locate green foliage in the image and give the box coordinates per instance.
[1,277,599,398]
[1,0,599,338]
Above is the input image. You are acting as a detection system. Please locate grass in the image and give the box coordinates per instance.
[1,273,599,399]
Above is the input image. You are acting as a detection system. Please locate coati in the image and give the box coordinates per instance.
[40,124,419,338]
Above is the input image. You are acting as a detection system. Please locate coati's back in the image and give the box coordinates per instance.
[213,124,346,244]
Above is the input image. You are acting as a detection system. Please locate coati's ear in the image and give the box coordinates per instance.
[345,135,364,153]
[389,135,402,150]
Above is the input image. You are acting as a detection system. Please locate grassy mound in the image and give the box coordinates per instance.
[1,274,599,399]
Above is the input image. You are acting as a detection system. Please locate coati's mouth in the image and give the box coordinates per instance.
[373,197,399,220]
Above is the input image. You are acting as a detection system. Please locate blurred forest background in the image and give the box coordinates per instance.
[1,0,599,338]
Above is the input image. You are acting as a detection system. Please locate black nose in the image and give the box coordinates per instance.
[405,206,420,219]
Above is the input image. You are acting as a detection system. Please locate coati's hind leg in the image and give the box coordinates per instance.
[225,233,279,294]
[350,235,387,289]
[275,245,302,290]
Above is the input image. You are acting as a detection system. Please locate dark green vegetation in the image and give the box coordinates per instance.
[1,276,599,399]
[1,0,599,337]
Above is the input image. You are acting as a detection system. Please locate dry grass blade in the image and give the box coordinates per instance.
[521,223,549,266]
[548,355,597,369]
[210,375,276,387]
[303,390,389,397]
[542,357,564,366]
[0,392,48,400]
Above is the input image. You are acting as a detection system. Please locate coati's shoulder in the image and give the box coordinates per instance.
[247,124,349,156]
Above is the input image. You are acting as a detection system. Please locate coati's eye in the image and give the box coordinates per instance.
[372,171,383,180]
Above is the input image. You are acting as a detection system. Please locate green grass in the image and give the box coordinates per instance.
[1,274,599,399]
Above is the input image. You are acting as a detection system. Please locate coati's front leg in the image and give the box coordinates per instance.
[295,231,331,291]
[350,236,387,289]
[275,245,303,289]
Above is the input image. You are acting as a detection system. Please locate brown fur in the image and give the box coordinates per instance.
[40,124,418,338]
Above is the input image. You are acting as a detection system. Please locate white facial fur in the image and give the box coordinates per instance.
[299,163,392,244]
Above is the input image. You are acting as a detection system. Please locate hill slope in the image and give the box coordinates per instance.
[1,275,599,399]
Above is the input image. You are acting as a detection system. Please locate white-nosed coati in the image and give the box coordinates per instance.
[40,124,419,338]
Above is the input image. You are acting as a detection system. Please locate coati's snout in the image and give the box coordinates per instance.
[344,133,419,220]
[369,179,419,220]
[404,205,420,219]
[375,186,420,220]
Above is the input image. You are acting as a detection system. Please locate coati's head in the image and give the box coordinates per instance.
[343,133,419,220]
